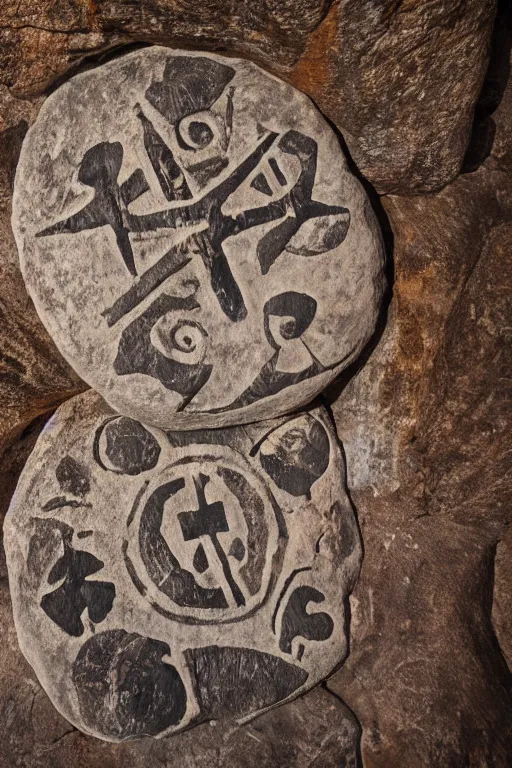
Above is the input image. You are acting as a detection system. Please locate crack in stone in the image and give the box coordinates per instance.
[0,24,89,34]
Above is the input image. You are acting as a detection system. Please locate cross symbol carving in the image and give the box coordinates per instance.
[178,473,246,607]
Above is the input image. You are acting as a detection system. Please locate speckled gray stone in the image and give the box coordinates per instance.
[4,390,361,742]
[12,46,384,430]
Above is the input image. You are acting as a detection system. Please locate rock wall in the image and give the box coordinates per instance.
[0,1,511,766]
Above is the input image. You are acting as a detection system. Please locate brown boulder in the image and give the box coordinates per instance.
[291,0,497,193]
[327,25,512,764]
[0,0,495,193]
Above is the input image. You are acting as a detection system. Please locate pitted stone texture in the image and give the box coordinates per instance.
[12,46,384,431]
[4,390,361,743]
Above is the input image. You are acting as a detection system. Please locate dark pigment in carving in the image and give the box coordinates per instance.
[145,57,235,125]
[94,416,161,475]
[259,414,330,498]
[217,465,268,596]
[73,630,187,739]
[185,645,308,719]
[139,477,228,609]
[113,288,212,406]
[41,497,91,511]
[178,472,245,607]
[133,457,280,620]
[218,293,325,410]
[254,131,349,275]
[55,456,90,496]
[38,129,348,328]
[36,142,148,277]
[39,523,115,636]
[279,585,334,656]
[25,51,368,427]
[137,105,192,201]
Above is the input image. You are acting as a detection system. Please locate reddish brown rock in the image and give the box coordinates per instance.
[0,0,495,193]
[493,523,512,672]
[291,0,497,193]
[327,19,512,763]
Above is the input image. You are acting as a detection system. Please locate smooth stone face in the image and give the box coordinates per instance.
[4,390,361,743]
[12,46,384,430]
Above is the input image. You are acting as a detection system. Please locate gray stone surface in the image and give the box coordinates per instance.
[4,390,361,743]
[12,46,384,430]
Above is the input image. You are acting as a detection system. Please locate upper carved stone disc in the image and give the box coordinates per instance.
[4,391,361,742]
[13,47,384,430]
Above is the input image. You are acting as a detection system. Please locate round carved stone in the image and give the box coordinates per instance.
[12,47,385,430]
[4,391,361,742]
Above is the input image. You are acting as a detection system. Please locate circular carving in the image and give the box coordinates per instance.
[151,318,208,364]
[4,391,361,741]
[93,416,161,475]
[179,114,217,149]
[12,47,384,429]
[126,452,281,624]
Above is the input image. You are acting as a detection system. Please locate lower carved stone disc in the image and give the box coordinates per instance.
[4,391,361,742]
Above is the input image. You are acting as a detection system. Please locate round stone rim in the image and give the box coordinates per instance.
[124,447,284,625]
[13,45,385,429]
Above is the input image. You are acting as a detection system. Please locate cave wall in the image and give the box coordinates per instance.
[0,1,511,766]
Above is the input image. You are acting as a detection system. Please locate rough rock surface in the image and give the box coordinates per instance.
[4,390,361,742]
[326,13,512,763]
[0,2,510,767]
[493,523,512,672]
[0,415,50,520]
[13,46,384,430]
[0,1,496,194]
[0,86,85,455]
[291,0,497,193]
